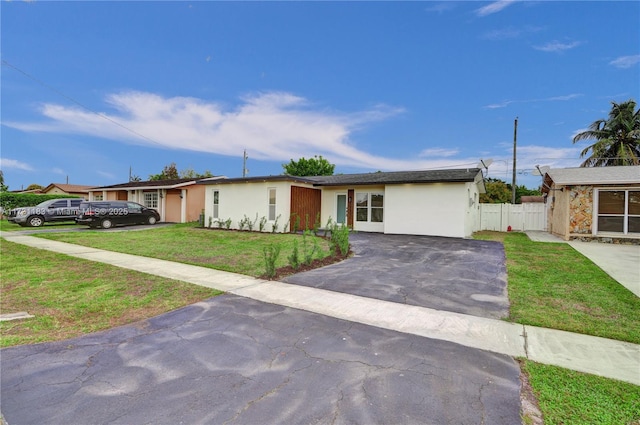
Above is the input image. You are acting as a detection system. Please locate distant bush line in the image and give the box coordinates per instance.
[0,193,82,212]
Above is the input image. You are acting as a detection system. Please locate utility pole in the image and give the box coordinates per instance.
[511,117,518,204]
[242,149,248,177]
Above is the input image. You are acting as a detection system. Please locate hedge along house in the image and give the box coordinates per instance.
[541,166,640,242]
[201,168,485,238]
[88,177,225,223]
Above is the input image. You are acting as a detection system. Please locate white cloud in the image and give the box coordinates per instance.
[424,2,456,14]
[0,158,34,171]
[483,93,582,109]
[475,1,516,17]
[609,55,640,69]
[482,25,542,41]
[52,168,66,175]
[533,40,581,53]
[419,148,460,158]
[5,90,480,172]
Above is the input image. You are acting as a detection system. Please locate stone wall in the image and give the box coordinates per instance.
[568,185,593,235]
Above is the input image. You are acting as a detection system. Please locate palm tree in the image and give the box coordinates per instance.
[572,99,640,167]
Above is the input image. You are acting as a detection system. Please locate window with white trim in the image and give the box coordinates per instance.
[597,189,640,234]
[143,192,158,209]
[93,194,104,201]
[268,188,276,220]
[356,192,384,223]
[212,190,219,219]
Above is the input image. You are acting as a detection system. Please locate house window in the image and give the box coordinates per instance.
[268,188,276,220]
[143,192,158,209]
[212,190,219,219]
[93,194,103,201]
[597,190,640,234]
[356,192,384,222]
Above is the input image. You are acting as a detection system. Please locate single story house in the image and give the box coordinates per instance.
[88,177,225,223]
[41,183,94,198]
[541,166,640,241]
[200,168,485,238]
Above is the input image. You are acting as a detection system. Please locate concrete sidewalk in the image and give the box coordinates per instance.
[2,233,639,386]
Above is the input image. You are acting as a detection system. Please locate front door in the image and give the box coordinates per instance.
[336,194,347,225]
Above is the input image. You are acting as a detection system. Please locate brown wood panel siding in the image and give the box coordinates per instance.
[290,186,322,231]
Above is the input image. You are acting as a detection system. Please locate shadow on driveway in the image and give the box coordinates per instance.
[284,233,509,319]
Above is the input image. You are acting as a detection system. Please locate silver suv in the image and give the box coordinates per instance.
[7,198,83,227]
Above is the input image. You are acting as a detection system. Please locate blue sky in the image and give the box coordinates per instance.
[2,1,639,190]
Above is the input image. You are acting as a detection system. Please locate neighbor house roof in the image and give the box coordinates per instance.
[201,168,483,187]
[42,183,94,194]
[542,166,640,193]
[92,177,225,191]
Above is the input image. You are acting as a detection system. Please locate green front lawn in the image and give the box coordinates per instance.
[37,223,333,277]
[474,231,640,345]
[0,218,79,232]
[0,240,221,347]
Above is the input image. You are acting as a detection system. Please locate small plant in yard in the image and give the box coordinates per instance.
[224,218,232,230]
[271,214,281,233]
[239,214,251,231]
[302,230,319,265]
[288,239,300,270]
[329,223,350,256]
[216,219,224,229]
[292,214,300,233]
[283,217,290,234]
[313,212,322,236]
[262,244,282,278]
[208,216,213,228]
[323,217,333,237]
[259,216,267,232]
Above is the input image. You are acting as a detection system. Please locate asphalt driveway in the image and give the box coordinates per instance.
[1,295,521,425]
[284,233,509,319]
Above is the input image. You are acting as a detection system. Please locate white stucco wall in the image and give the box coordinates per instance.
[319,185,385,232]
[203,181,294,232]
[384,183,471,238]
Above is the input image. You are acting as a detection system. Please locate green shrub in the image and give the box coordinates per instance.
[302,230,318,265]
[0,193,81,212]
[263,244,282,278]
[288,239,300,270]
[271,214,281,233]
[259,216,267,232]
[329,223,350,257]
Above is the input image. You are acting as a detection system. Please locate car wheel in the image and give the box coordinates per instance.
[147,216,157,225]
[101,218,113,229]
[28,215,45,227]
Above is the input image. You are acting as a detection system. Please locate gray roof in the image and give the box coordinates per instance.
[201,169,483,187]
[544,166,640,187]
[92,177,223,190]
[307,168,482,186]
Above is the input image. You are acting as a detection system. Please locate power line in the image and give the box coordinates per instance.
[1,59,165,147]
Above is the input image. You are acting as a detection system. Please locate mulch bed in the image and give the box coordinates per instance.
[261,251,352,281]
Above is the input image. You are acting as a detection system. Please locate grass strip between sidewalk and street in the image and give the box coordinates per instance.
[0,240,221,347]
[474,231,640,345]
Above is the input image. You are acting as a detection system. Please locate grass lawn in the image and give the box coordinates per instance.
[0,240,221,347]
[521,360,640,425]
[474,231,640,345]
[36,223,333,277]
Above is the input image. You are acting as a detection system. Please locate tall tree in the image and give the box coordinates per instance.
[148,162,180,181]
[282,155,335,176]
[0,170,8,192]
[572,99,640,167]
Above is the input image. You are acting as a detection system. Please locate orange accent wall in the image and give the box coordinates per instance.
[165,190,182,223]
[185,184,205,222]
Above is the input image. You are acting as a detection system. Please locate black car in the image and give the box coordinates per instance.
[7,198,83,227]
[76,201,160,229]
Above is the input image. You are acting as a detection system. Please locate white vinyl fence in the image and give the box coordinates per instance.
[478,203,547,232]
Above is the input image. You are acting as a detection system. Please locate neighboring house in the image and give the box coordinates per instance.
[10,183,93,197]
[200,168,485,238]
[541,166,640,241]
[41,183,94,198]
[89,177,225,223]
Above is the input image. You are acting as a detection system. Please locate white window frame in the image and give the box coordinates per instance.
[594,188,640,235]
[355,192,384,223]
[143,192,158,209]
[268,188,276,221]
[212,190,219,219]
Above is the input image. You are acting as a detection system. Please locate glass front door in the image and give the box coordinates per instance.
[336,194,347,224]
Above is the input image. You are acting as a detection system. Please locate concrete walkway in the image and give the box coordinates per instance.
[2,233,639,386]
